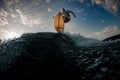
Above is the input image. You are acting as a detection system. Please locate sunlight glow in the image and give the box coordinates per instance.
[4,31,21,40]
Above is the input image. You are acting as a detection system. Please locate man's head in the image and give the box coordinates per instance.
[61,8,65,12]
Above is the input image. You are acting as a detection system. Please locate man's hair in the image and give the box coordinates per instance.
[62,8,65,11]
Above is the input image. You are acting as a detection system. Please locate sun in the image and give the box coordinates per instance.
[4,31,21,40]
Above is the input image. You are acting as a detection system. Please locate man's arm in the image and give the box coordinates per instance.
[67,10,76,18]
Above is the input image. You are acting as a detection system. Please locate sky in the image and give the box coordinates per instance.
[0,0,120,40]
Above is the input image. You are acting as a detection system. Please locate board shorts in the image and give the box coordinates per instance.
[64,17,71,23]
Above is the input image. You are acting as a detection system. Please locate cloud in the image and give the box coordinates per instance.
[16,9,43,27]
[78,0,91,7]
[75,8,84,13]
[0,8,7,17]
[78,0,120,14]
[15,0,21,3]
[101,20,105,23]
[0,8,8,26]
[0,27,24,40]
[6,0,14,6]
[46,0,51,3]
[0,0,53,40]
[93,26,120,40]
[0,19,8,26]
[91,0,101,5]
[48,8,52,12]
[5,0,20,5]
[83,13,88,16]
[0,28,4,39]
[91,0,120,14]
[78,0,84,3]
